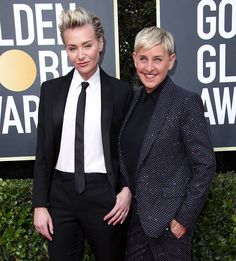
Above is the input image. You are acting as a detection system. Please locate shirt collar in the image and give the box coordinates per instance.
[73,66,100,90]
[141,76,168,102]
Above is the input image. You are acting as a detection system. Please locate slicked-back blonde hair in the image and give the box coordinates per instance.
[134,26,175,55]
[59,7,104,43]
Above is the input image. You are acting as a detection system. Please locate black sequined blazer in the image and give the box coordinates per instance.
[118,76,216,237]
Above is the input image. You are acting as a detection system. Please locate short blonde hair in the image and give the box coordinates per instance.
[134,26,175,55]
[59,7,104,43]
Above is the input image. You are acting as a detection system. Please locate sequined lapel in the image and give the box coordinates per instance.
[136,79,174,173]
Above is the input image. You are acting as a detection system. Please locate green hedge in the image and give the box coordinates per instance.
[0,173,236,260]
[192,172,236,260]
[0,179,46,260]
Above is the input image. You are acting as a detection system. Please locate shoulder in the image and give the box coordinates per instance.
[110,78,133,98]
[41,69,74,89]
[109,76,131,88]
[163,78,204,116]
[100,68,132,90]
[171,80,202,105]
[173,88,204,121]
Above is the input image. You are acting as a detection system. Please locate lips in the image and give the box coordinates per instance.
[77,61,89,67]
[144,73,157,79]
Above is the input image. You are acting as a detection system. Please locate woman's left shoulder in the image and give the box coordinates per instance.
[174,84,202,104]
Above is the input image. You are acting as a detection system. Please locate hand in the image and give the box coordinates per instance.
[170,219,187,239]
[34,207,53,241]
[103,186,132,225]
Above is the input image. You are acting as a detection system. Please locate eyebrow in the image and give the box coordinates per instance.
[67,44,77,47]
[83,39,93,43]
[66,40,93,47]
[138,54,163,58]
[82,40,93,45]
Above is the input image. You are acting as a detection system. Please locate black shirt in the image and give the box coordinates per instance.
[121,80,166,192]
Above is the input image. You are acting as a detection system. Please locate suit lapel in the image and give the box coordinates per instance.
[53,69,74,145]
[136,79,175,173]
[100,69,113,173]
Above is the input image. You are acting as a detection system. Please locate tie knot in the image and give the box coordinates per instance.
[81,82,89,90]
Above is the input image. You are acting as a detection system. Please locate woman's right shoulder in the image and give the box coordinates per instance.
[41,69,74,90]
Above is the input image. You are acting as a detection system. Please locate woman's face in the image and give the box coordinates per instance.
[63,24,103,80]
[133,43,176,93]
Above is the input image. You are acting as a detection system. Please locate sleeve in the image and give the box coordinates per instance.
[175,92,216,228]
[119,83,134,188]
[32,83,51,208]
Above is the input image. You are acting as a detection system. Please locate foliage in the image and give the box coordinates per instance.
[0,179,47,261]
[118,0,156,84]
[192,172,236,261]
[1,173,236,260]
[0,179,94,261]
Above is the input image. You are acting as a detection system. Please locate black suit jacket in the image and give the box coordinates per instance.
[119,77,216,237]
[32,68,133,207]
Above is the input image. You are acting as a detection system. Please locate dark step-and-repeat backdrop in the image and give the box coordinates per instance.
[0,0,119,161]
[158,0,236,151]
[0,0,235,164]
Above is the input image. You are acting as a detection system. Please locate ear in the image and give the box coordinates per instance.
[98,37,104,52]
[132,52,137,68]
[168,53,176,70]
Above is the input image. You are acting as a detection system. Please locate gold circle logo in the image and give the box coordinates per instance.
[0,49,37,92]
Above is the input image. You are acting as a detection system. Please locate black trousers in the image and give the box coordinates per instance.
[125,204,192,261]
[48,170,125,261]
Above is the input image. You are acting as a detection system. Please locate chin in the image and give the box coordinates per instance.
[145,85,158,92]
[145,84,157,89]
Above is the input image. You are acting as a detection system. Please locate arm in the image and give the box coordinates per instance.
[32,83,54,239]
[174,93,216,229]
[118,83,134,188]
[103,186,132,225]
[32,82,55,207]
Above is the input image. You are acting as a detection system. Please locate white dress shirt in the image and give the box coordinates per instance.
[55,67,107,173]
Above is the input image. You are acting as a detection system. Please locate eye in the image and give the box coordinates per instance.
[84,43,92,49]
[68,47,76,52]
[139,56,147,62]
[154,57,162,63]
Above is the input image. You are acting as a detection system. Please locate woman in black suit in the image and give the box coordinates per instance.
[32,7,133,261]
[119,26,216,260]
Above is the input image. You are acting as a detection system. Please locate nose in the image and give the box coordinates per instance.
[77,49,85,60]
[146,60,154,71]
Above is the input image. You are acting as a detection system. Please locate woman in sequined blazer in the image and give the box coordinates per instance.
[119,26,216,260]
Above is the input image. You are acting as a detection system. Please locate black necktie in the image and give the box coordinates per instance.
[75,81,89,194]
